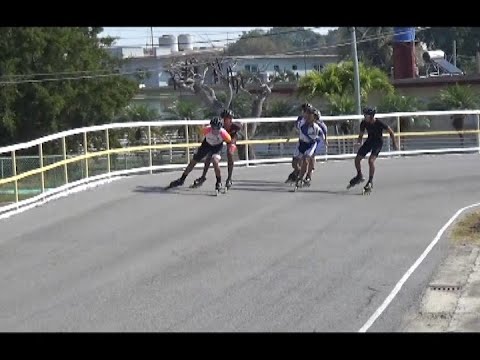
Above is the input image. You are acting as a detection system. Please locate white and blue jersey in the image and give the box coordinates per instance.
[315,120,327,154]
[293,119,324,158]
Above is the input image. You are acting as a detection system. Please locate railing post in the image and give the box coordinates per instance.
[185,121,190,165]
[105,129,111,175]
[245,123,249,167]
[148,125,153,174]
[39,143,45,194]
[396,116,401,151]
[83,131,89,178]
[11,150,18,204]
[62,137,68,184]
[476,113,480,154]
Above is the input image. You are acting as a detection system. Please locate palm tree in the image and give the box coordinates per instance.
[324,93,358,155]
[297,61,393,103]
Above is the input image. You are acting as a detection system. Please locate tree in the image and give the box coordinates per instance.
[260,99,299,137]
[0,27,138,148]
[336,27,394,72]
[162,99,206,142]
[165,54,274,160]
[225,27,329,56]
[297,61,393,103]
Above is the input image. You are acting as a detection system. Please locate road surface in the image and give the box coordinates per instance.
[0,154,478,331]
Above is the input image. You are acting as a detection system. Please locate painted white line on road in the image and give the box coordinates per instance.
[359,201,480,332]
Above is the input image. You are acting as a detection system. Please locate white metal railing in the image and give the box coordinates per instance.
[1,109,480,213]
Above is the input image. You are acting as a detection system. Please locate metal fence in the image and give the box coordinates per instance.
[1,110,479,211]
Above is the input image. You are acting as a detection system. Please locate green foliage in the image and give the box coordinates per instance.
[336,27,394,71]
[325,93,356,115]
[428,84,480,110]
[378,92,425,113]
[162,99,204,120]
[297,61,393,102]
[226,27,328,56]
[378,92,429,131]
[0,27,138,147]
[258,99,299,136]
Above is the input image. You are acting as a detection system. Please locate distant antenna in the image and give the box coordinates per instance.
[150,27,154,52]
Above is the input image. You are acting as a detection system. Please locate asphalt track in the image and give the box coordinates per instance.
[0,154,479,332]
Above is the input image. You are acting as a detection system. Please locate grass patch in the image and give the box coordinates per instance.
[450,211,480,245]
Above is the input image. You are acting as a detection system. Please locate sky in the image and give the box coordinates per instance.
[100,27,338,48]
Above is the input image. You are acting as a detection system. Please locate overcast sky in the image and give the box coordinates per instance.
[100,27,338,48]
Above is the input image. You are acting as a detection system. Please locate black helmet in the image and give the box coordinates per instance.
[301,103,312,111]
[220,108,234,118]
[210,116,223,130]
[363,107,376,116]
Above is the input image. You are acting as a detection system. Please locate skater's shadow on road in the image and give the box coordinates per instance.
[233,179,357,195]
[133,186,217,197]
[133,183,359,196]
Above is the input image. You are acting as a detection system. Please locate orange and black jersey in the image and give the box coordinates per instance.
[225,122,242,139]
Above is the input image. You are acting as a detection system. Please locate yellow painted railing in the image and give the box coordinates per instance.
[1,110,480,208]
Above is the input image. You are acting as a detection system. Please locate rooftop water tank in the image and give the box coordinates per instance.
[178,34,194,52]
[393,27,415,42]
[422,50,445,62]
[158,34,178,53]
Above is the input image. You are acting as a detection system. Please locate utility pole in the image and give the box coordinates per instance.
[150,27,154,54]
[351,27,362,116]
[303,39,307,75]
[453,40,457,67]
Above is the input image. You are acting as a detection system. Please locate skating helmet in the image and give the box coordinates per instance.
[220,108,234,119]
[301,103,312,111]
[210,116,223,130]
[363,107,376,117]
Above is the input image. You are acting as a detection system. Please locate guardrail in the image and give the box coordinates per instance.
[1,110,480,211]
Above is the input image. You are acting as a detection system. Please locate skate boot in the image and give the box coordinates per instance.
[225,178,233,190]
[362,181,373,195]
[304,175,311,187]
[285,171,298,185]
[191,176,206,188]
[347,174,365,189]
[293,177,304,192]
[215,181,223,196]
[168,177,184,189]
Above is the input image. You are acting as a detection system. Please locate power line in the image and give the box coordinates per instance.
[0,70,143,85]
[106,27,429,55]
[0,28,428,85]
[108,28,329,48]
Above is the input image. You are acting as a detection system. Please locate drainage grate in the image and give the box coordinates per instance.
[429,285,462,291]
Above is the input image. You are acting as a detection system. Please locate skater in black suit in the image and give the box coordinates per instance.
[348,107,398,193]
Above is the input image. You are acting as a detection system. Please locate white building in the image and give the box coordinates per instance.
[107,34,339,89]
[233,54,339,78]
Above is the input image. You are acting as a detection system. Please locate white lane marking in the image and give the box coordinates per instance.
[359,202,480,332]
